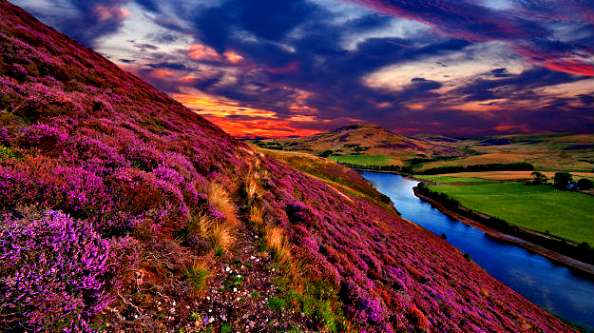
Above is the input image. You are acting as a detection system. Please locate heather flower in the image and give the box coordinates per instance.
[0,210,113,332]
[10,63,27,80]
[285,200,315,225]
[153,165,184,185]
[19,123,68,151]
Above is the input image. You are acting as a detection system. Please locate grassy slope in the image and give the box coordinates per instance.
[426,180,594,245]
[329,154,395,167]
[254,124,460,167]
[253,146,393,210]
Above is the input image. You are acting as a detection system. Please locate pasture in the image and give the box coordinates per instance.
[425,178,594,246]
[330,154,395,167]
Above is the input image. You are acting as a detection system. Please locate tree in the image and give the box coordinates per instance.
[530,171,548,185]
[318,150,334,158]
[577,178,593,191]
[553,172,573,190]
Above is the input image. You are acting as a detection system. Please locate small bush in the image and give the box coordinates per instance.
[0,145,18,160]
[185,262,210,292]
[267,297,287,312]
[0,210,114,331]
[577,178,593,190]
[221,323,233,333]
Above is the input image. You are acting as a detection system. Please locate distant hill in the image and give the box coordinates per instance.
[420,133,594,173]
[256,126,594,173]
[255,124,461,167]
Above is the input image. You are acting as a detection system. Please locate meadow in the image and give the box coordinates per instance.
[422,178,594,246]
[329,154,395,167]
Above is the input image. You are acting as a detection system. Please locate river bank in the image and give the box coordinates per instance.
[413,187,594,278]
[362,171,594,330]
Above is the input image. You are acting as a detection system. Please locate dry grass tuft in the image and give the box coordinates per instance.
[185,261,210,292]
[265,226,292,265]
[249,203,265,225]
[210,223,235,253]
[208,182,239,226]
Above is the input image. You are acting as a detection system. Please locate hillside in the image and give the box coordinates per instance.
[257,126,594,173]
[418,133,594,172]
[0,2,575,332]
[255,124,461,167]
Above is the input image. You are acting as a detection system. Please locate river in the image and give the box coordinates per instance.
[362,171,594,330]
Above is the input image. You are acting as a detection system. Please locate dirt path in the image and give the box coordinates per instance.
[185,221,310,332]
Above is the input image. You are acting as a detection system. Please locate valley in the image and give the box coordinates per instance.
[1,1,593,332]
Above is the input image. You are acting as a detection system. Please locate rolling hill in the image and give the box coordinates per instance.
[418,133,594,172]
[0,1,575,332]
[256,125,594,173]
[255,124,461,167]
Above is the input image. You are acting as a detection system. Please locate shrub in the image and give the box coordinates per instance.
[268,297,287,312]
[318,150,333,158]
[285,200,315,225]
[577,178,593,190]
[0,210,113,332]
[553,172,573,189]
[19,123,68,151]
[0,145,18,160]
[185,262,210,292]
[529,171,548,185]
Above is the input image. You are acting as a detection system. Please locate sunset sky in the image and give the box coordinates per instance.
[11,0,594,137]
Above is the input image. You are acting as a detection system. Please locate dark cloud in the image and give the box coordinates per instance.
[10,0,594,136]
[351,0,594,76]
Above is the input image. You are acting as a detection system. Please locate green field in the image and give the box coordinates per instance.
[417,175,492,184]
[427,180,594,246]
[330,154,393,167]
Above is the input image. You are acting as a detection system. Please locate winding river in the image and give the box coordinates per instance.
[362,171,594,330]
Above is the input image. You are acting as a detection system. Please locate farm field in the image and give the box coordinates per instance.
[417,134,594,172]
[423,171,594,181]
[329,154,395,167]
[423,178,594,246]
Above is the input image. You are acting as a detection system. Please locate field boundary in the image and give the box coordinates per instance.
[413,186,594,277]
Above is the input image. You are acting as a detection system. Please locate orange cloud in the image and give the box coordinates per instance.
[188,43,221,62]
[224,51,244,64]
[204,116,321,138]
[151,68,177,79]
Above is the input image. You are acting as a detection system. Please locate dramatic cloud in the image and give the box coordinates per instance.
[9,0,594,137]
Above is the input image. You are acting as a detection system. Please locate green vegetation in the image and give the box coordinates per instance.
[269,275,348,333]
[185,264,210,292]
[220,323,232,333]
[330,154,394,167]
[0,145,18,160]
[416,175,491,184]
[427,180,594,245]
[418,162,534,175]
